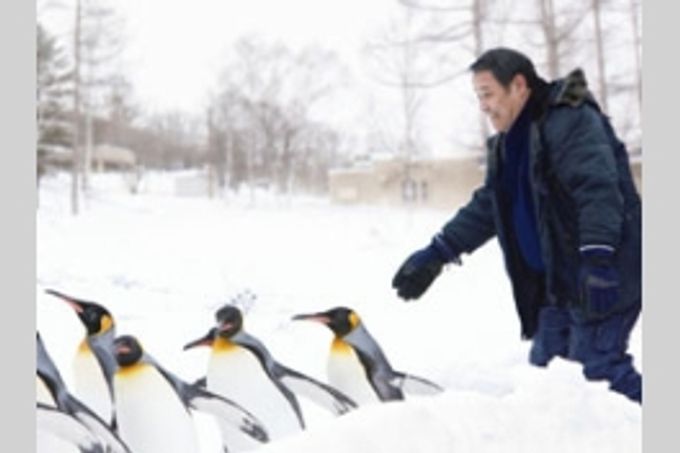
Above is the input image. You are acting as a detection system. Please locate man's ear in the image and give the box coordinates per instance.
[511,73,529,94]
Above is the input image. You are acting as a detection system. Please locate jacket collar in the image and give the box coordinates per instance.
[548,68,599,109]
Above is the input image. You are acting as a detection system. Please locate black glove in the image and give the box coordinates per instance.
[392,234,461,301]
[579,246,620,319]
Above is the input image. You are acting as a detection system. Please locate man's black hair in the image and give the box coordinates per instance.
[470,48,545,90]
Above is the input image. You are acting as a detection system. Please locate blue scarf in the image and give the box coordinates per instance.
[501,101,545,272]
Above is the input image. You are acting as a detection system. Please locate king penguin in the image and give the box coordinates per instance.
[45,289,117,426]
[292,307,444,405]
[37,332,131,453]
[184,305,356,448]
[113,334,268,453]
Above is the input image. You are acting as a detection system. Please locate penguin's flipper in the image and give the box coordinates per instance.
[37,332,68,401]
[151,358,269,443]
[185,384,270,443]
[276,364,358,415]
[370,371,405,401]
[390,371,445,396]
[62,394,132,453]
[37,402,105,453]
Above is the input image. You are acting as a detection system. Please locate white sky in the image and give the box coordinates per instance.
[113,0,401,115]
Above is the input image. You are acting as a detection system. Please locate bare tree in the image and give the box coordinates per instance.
[144,111,204,169]
[629,0,641,117]
[209,86,248,192]
[104,74,138,144]
[591,0,609,113]
[211,38,346,200]
[363,8,427,166]
[71,0,82,215]
[517,0,589,79]
[397,0,493,152]
[398,0,490,80]
[274,46,343,195]
[37,22,73,188]
[39,0,127,214]
[78,0,126,192]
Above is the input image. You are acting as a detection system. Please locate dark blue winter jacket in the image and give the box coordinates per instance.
[440,69,641,339]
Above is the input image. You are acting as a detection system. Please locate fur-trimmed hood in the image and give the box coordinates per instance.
[551,68,599,108]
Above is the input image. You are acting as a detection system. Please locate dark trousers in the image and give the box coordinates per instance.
[529,301,642,403]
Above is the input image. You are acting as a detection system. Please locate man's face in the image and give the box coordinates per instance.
[472,70,529,133]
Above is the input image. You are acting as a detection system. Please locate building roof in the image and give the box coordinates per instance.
[93,144,136,165]
[42,143,137,166]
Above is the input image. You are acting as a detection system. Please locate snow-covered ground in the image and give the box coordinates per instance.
[36,171,642,453]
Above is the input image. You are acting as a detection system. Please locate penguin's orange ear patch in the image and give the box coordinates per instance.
[349,312,360,329]
[100,315,114,333]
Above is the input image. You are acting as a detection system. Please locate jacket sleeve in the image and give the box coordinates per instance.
[440,176,497,254]
[542,105,624,248]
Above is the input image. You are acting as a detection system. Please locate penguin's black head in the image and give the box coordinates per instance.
[215,305,243,338]
[113,335,143,367]
[46,289,114,336]
[292,307,359,337]
[183,327,217,351]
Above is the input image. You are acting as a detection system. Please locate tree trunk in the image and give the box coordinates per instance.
[71,0,81,215]
[83,106,93,191]
[473,0,489,154]
[592,0,609,113]
[539,0,560,78]
[630,0,642,116]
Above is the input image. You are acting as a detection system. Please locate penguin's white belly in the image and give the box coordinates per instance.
[37,429,80,453]
[327,344,380,405]
[114,365,199,453]
[73,347,112,423]
[207,347,302,440]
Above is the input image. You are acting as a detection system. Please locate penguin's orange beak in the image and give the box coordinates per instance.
[66,300,84,313]
[183,328,216,350]
[219,322,233,332]
[115,344,131,355]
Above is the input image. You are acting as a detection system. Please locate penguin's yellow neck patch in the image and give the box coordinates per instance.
[332,338,353,355]
[116,362,148,377]
[213,336,238,353]
[77,339,90,354]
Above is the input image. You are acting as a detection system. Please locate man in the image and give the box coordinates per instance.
[391,48,642,403]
